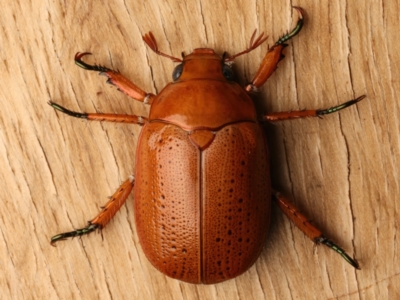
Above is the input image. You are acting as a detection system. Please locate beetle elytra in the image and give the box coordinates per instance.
[50,7,362,284]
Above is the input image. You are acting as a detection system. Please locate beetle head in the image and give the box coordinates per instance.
[142,32,235,82]
[173,48,234,82]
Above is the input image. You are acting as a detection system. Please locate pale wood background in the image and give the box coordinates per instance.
[1,0,399,299]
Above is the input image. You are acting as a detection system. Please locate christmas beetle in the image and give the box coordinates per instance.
[50,7,362,284]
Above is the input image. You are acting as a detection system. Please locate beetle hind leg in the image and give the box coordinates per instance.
[51,176,135,246]
[74,52,155,104]
[272,189,360,269]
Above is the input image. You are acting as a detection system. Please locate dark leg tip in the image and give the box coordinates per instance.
[292,6,305,20]
[317,95,366,116]
[49,101,88,119]
[318,237,361,270]
[50,223,99,246]
[275,7,304,45]
[74,52,109,72]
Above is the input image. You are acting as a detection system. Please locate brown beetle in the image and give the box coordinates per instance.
[50,7,362,284]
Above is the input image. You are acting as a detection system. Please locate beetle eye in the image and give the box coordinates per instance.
[222,64,234,80]
[172,64,183,81]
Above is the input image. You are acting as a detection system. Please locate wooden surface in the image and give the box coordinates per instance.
[1,1,399,299]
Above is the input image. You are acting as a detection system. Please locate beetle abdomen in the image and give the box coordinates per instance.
[134,122,270,284]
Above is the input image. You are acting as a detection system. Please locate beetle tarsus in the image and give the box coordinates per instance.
[275,6,304,45]
[317,237,361,270]
[50,223,99,246]
[316,95,366,116]
[48,101,88,119]
[74,52,110,72]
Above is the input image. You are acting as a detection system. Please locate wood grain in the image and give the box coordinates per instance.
[1,0,399,299]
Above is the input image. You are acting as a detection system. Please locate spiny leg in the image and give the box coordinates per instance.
[272,189,360,269]
[75,52,155,104]
[51,176,135,245]
[48,101,148,125]
[262,95,365,121]
[245,7,304,92]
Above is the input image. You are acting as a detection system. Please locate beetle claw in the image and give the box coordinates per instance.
[316,95,366,116]
[74,52,110,72]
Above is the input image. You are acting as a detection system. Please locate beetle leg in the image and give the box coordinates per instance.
[262,95,365,121]
[75,52,156,104]
[51,176,135,245]
[245,7,304,92]
[48,101,148,125]
[272,190,360,269]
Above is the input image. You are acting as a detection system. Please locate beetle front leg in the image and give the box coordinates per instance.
[245,7,304,92]
[75,52,156,104]
[48,101,148,125]
[262,95,365,121]
[272,189,360,269]
[51,176,135,245]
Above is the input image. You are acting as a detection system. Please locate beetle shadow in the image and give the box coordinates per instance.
[232,63,299,251]
[262,121,291,248]
[249,87,295,255]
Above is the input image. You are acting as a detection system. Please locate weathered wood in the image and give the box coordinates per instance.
[1,0,399,299]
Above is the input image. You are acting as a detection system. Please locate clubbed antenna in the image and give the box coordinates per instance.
[224,30,268,62]
[143,32,183,62]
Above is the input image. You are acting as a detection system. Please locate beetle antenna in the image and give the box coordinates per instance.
[143,32,183,62]
[224,30,268,62]
[225,6,304,62]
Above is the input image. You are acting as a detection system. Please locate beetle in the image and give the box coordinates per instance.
[50,7,363,284]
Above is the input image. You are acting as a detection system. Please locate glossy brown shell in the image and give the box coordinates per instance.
[134,50,271,284]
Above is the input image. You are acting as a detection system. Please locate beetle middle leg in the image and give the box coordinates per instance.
[272,190,360,269]
[262,95,365,121]
[48,101,148,125]
[51,176,135,245]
